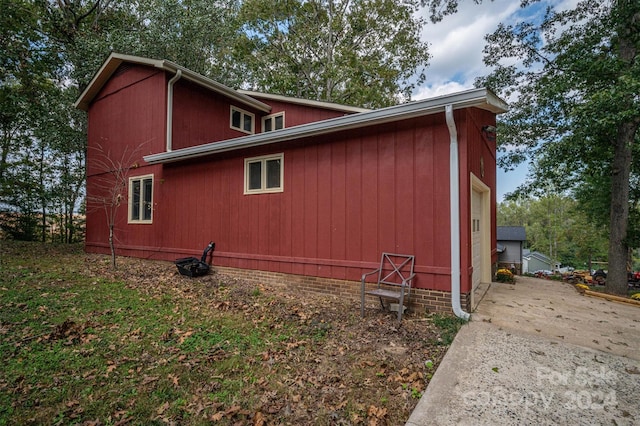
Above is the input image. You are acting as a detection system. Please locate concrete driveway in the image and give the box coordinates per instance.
[407,276,640,425]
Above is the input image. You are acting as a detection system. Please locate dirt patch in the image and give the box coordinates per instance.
[82,253,456,424]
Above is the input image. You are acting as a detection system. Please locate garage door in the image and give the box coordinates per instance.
[471,189,482,291]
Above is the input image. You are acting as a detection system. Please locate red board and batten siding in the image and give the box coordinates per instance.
[86,114,463,292]
[171,82,352,151]
[84,64,498,294]
[84,64,167,250]
[457,107,498,292]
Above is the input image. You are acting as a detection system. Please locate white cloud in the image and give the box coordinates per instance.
[414,0,521,99]
[412,1,578,200]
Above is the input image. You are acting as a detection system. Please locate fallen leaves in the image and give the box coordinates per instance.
[2,245,451,425]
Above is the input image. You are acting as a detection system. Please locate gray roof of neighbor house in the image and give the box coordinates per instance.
[497,226,526,241]
[524,251,551,262]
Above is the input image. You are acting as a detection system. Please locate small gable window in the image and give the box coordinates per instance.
[129,174,153,223]
[262,112,285,132]
[230,106,254,134]
[244,153,284,194]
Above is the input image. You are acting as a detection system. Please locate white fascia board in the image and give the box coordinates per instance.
[75,53,271,113]
[143,87,508,165]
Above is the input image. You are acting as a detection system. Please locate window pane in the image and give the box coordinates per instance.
[131,180,141,220]
[142,178,153,221]
[248,161,262,190]
[274,115,283,130]
[231,110,241,128]
[264,118,272,132]
[243,114,252,132]
[266,159,281,188]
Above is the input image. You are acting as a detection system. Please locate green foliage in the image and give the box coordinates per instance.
[498,196,609,268]
[469,0,640,295]
[1,0,432,245]
[237,0,430,108]
[496,268,514,283]
[430,313,466,345]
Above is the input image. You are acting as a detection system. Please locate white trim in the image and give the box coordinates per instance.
[262,111,285,132]
[75,52,271,113]
[244,153,284,194]
[470,173,491,309]
[128,174,154,223]
[144,87,508,165]
[230,106,255,134]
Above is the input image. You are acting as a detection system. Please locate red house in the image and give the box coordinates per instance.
[76,53,507,316]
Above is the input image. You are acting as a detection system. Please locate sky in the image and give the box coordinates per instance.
[412,0,576,201]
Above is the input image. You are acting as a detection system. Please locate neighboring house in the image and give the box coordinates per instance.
[523,250,560,274]
[496,226,526,274]
[76,53,508,314]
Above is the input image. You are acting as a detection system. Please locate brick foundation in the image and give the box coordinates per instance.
[214,265,470,315]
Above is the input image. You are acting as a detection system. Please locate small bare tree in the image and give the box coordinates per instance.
[86,143,144,269]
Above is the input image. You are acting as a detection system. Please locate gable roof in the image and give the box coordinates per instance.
[74,52,272,113]
[524,251,550,262]
[144,87,508,164]
[497,226,526,241]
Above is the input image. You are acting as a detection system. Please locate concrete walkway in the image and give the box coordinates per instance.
[406,277,640,425]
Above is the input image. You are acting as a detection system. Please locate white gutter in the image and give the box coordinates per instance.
[166,70,182,152]
[446,104,471,321]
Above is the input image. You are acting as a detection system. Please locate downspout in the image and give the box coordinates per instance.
[446,104,471,321]
[166,70,182,152]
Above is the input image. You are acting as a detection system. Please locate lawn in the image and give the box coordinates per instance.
[0,241,463,425]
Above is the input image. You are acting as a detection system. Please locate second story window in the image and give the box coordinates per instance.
[262,112,285,132]
[230,106,254,134]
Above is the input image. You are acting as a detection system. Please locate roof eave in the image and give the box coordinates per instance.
[74,53,271,113]
[143,87,508,165]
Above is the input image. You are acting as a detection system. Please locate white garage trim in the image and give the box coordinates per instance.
[470,173,491,308]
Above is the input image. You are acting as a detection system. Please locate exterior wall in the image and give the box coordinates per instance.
[458,108,497,292]
[85,64,167,248]
[498,241,523,275]
[214,265,471,315]
[172,79,266,149]
[83,65,498,297]
[498,241,523,264]
[171,83,356,151]
[526,256,552,273]
[86,113,459,293]
[248,98,354,128]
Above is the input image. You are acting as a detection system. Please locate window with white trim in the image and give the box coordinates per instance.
[244,154,284,194]
[230,106,254,134]
[262,112,285,132]
[129,174,153,223]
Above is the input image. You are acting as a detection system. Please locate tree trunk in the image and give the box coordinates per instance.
[606,121,634,295]
[607,1,640,296]
[109,223,116,269]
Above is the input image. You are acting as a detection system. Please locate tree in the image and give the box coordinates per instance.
[424,0,639,295]
[236,0,430,108]
[132,0,245,85]
[86,144,142,269]
[498,196,608,269]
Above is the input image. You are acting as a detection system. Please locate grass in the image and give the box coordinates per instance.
[430,313,467,346]
[0,243,293,424]
[0,241,456,425]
